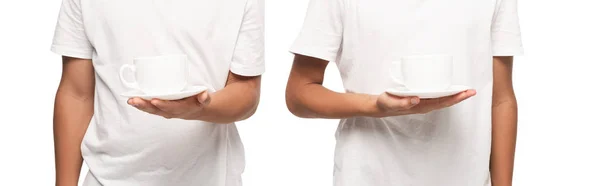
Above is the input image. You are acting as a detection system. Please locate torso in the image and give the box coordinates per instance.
[333,0,497,185]
[78,0,247,185]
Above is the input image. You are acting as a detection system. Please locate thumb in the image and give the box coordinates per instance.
[196,91,211,105]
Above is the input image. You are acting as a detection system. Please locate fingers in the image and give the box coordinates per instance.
[149,94,203,115]
[128,92,211,119]
[196,91,211,105]
[128,97,171,118]
[440,89,477,107]
[418,89,477,112]
[379,93,420,111]
[150,99,185,115]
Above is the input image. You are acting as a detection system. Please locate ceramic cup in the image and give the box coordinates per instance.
[119,54,188,95]
[390,55,453,91]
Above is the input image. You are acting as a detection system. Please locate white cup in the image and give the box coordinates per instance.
[390,55,453,91]
[119,54,188,95]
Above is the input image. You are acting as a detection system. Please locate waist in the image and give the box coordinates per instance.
[81,117,242,183]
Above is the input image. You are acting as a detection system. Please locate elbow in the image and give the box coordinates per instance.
[238,101,259,121]
[211,105,258,124]
[285,96,301,117]
[55,85,94,103]
[492,98,517,108]
[285,89,312,118]
[492,92,518,108]
[224,94,260,124]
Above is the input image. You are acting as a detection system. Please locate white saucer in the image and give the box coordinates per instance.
[121,86,208,101]
[385,85,471,99]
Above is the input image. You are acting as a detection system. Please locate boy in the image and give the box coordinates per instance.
[51,0,264,185]
[286,0,523,185]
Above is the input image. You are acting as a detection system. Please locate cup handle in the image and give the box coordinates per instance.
[119,64,139,89]
[389,62,407,88]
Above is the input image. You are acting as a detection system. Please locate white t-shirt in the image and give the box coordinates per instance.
[290,0,523,186]
[51,0,264,185]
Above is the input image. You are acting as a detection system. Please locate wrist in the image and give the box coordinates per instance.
[357,95,383,117]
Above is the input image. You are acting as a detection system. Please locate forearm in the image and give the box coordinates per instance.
[54,90,94,186]
[194,80,260,124]
[490,97,518,186]
[285,54,381,119]
[285,54,476,119]
[286,83,376,119]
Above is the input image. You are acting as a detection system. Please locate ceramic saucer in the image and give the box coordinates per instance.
[385,85,471,99]
[121,86,208,101]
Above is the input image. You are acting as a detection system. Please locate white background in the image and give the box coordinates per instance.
[1,0,599,185]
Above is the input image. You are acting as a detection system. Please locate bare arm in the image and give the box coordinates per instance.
[129,72,261,124]
[54,56,95,186]
[285,54,375,118]
[490,56,518,186]
[285,54,476,119]
[192,72,261,123]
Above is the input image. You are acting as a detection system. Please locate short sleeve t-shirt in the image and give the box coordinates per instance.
[51,0,264,185]
[290,0,523,186]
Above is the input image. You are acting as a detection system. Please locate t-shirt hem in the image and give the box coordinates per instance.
[289,46,337,63]
[230,63,265,77]
[492,48,525,56]
[51,45,93,59]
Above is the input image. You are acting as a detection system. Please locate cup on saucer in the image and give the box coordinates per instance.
[387,55,469,99]
[390,55,453,91]
[119,54,207,100]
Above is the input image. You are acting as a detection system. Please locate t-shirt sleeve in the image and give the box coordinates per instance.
[491,0,524,56]
[289,0,344,62]
[230,0,265,77]
[50,0,94,59]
